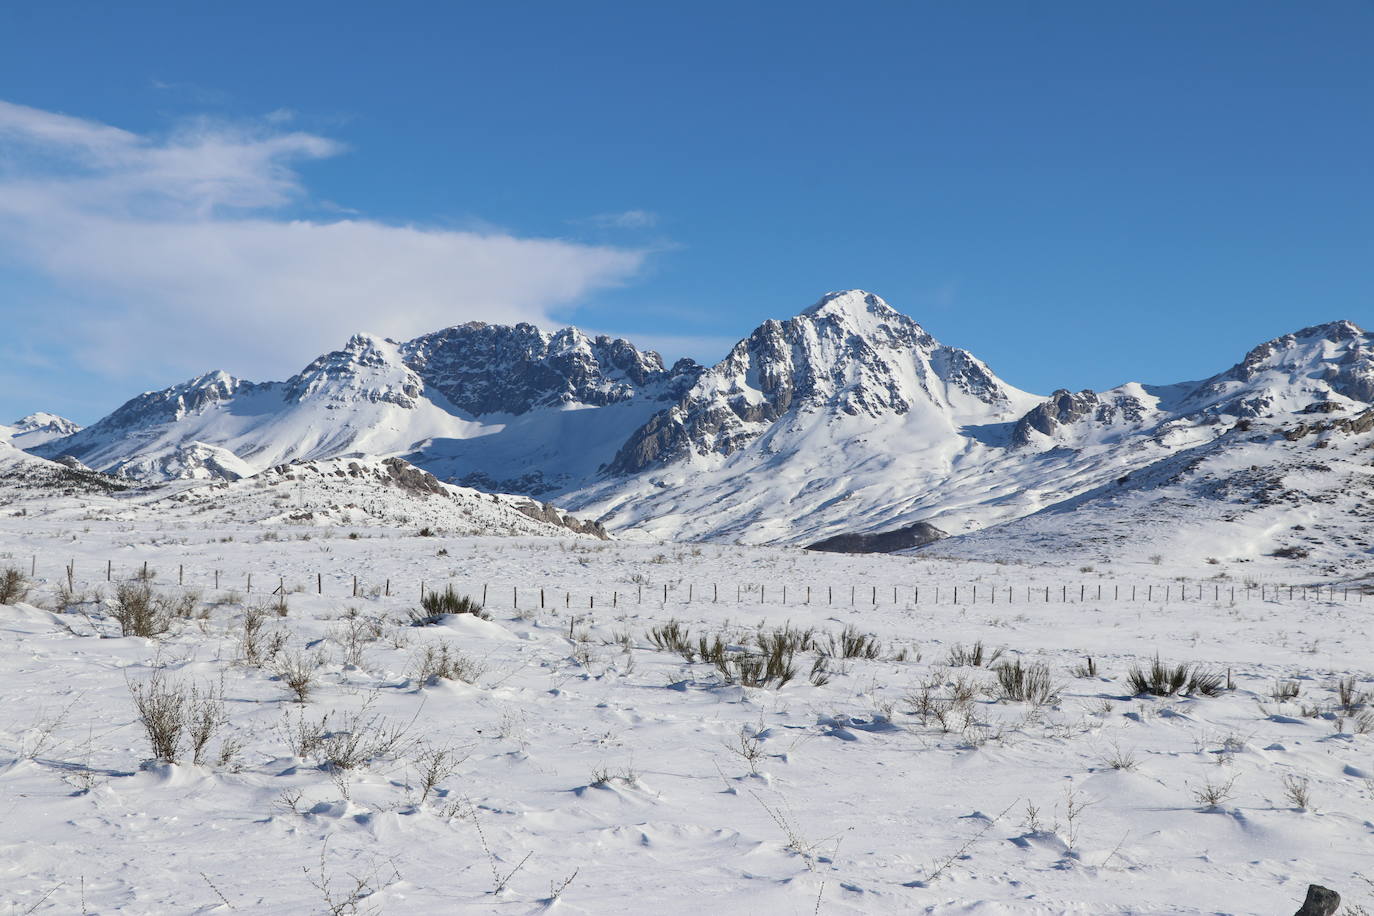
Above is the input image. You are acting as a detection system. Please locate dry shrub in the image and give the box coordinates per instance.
[0,567,29,604]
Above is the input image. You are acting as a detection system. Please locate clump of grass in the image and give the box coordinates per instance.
[1190,775,1237,808]
[646,619,695,661]
[756,623,814,658]
[411,643,485,686]
[1070,656,1099,678]
[1271,678,1301,702]
[702,626,800,689]
[1336,675,1367,713]
[1126,657,1225,697]
[1100,742,1139,771]
[992,659,1059,705]
[946,641,1004,668]
[0,566,29,604]
[410,586,486,625]
[822,625,881,660]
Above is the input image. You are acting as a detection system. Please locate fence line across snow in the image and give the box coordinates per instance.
[16,555,1372,611]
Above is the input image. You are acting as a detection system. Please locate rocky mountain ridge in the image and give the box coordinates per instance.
[27,292,1374,549]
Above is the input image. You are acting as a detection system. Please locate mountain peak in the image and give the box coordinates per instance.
[1293,319,1365,342]
[800,289,897,320]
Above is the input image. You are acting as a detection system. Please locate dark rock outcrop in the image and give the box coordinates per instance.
[806,521,946,554]
[1294,884,1340,916]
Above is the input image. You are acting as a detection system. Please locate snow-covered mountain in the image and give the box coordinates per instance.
[1,412,82,450]
[29,293,1374,552]
[36,327,698,493]
[922,404,1374,576]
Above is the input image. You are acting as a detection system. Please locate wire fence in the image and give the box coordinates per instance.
[20,555,1371,611]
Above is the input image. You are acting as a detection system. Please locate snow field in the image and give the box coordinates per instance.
[1,528,1373,914]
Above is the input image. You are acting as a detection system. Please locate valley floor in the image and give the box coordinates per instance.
[1,519,1371,914]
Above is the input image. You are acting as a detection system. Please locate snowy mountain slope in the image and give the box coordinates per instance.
[1,441,606,540]
[919,407,1374,576]
[149,456,610,537]
[0,438,132,514]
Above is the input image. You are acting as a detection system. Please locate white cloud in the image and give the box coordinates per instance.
[0,100,647,382]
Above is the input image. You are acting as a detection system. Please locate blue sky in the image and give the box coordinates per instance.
[1,1,1370,423]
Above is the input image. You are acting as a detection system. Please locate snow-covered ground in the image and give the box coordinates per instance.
[2,487,1372,914]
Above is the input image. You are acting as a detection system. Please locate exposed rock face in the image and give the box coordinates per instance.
[806,522,946,554]
[1184,320,1374,416]
[285,335,423,408]
[1013,389,1100,443]
[512,499,609,539]
[607,290,1022,474]
[1293,884,1340,916]
[402,322,699,415]
[379,457,449,496]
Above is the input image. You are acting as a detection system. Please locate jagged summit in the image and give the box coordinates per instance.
[2,412,83,450]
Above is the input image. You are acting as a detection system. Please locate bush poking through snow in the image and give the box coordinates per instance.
[274,651,319,703]
[411,643,485,686]
[288,707,418,772]
[411,742,465,804]
[1126,657,1225,698]
[129,673,186,762]
[0,566,28,604]
[128,674,229,764]
[992,659,1060,705]
[1282,773,1314,810]
[1190,775,1237,809]
[239,607,288,667]
[111,582,174,638]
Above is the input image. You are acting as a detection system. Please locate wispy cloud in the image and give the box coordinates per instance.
[0,100,647,384]
[578,209,658,229]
